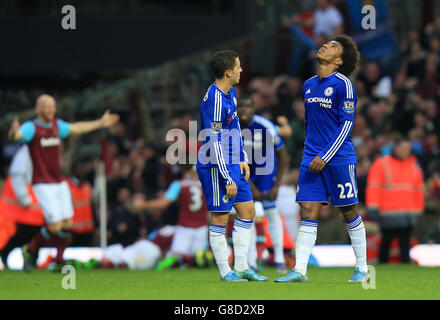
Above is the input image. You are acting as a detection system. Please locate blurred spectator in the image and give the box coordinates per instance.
[313,0,344,38]
[281,0,343,76]
[68,157,96,247]
[284,99,305,168]
[108,188,142,247]
[108,123,132,156]
[366,138,425,263]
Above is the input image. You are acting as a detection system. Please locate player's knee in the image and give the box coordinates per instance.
[63,219,73,229]
[210,212,229,226]
[234,202,255,220]
[47,222,62,234]
[340,204,358,220]
[236,206,255,220]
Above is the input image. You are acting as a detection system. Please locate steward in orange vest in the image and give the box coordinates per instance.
[66,178,94,234]
[0,177,45,227]
[67,156,96,246]
[366,139,424,263]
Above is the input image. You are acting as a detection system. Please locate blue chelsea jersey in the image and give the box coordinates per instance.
[241,114,284,176]
[301,72,357,166]
[197,83,246,185]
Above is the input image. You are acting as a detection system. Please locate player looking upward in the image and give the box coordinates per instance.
[8,94,119,272]
[196,50,267,281]
[275,35,368,283]
[238,96,289,274]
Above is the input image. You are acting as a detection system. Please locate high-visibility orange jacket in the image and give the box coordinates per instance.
[0,214,17,250]
[366,155,424,218]
[0,177,44,226]
[0,177,44,250]
[66,178,94,234]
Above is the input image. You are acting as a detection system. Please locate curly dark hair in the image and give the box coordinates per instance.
[333,35,360,77]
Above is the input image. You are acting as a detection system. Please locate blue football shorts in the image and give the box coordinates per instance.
[196,163,253,212]
[296,163,358,207]
[250,170,277,210]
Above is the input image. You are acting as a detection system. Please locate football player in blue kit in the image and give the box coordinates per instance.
[238,96,289,273]
[197,50,267,282]
[275,35,369,283]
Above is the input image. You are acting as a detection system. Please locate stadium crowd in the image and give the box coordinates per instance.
[1,2,440,270]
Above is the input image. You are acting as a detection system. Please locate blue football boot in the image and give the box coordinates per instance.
[221,271,248,282]
[274,268,308,283]
[348,267,369,282]
[235,268,268,281]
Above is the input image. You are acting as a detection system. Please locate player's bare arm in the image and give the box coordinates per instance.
[276,116,292,138]
[239,161,250,181]
[8,117,23,142]
[69,110,120,135]
[132,193,171,213]
[309,155,326,173]
[248,179,264,201]
[225,182,237,199]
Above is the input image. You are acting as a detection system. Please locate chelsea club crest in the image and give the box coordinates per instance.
[324,87,333,96]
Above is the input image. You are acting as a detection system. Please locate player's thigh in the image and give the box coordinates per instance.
[322,164,359,207]
[197,165,233,213]
[233,174,254,217]
[295,165,329,204]
[233,200,255,221]
[298,202,322,221]
[170,226,193,255]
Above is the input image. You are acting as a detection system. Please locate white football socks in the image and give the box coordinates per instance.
[209,224,231,278]
[265,208,285,264]
[346,214,368,273]
[232,217,253,272]
[247,223,257,270]
[294,219,318,276]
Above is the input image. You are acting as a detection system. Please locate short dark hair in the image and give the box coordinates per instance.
[238,94,253,106]
[210,50,239,79]
[333,35,360,76]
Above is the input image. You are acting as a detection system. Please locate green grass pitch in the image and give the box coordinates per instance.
[0,265,439,300]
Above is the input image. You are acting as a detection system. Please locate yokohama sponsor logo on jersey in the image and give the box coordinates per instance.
[40,137,61,147]
[307,97,332,104]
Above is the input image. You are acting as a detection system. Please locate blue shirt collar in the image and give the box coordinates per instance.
[34,118,53,128]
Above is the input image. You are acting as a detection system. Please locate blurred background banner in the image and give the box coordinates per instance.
[346,0,399,73]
